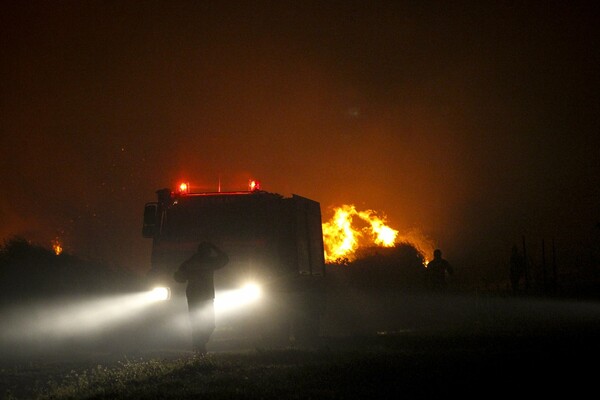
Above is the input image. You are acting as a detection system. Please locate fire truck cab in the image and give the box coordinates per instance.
[142,181,326,343]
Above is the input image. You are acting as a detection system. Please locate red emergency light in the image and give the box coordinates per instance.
[177,182,190,194]
[248,179,261,191]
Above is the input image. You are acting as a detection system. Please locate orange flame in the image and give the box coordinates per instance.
[322,205,435,264]
[322,205,360,261]
[52,238,63,256]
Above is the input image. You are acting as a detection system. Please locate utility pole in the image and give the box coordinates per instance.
[542,239,547,294]
[523,236,529,292]
[552,238,557,294]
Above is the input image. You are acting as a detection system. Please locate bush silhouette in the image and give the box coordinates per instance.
[326,243,427,290]
[0,236,139,304]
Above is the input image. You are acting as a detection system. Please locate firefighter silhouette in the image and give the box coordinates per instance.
[426,249,453,291]
[174,241,228,354]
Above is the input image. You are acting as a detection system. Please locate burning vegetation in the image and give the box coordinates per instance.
[322,205,435,265]
[52,238,63,256]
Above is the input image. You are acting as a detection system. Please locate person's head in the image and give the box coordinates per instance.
[197,241,213,256]
[433,249,442,259]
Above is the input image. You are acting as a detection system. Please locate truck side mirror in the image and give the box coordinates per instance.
[142,203,159,238]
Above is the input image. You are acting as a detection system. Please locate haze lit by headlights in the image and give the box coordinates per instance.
[215,283,262,313]
[1,289,173,341]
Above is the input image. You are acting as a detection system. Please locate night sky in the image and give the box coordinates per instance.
[1,1,598,280]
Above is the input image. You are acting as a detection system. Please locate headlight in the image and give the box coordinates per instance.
[240,283,261,301]
[149,286,171,301]
[214,282,262,313]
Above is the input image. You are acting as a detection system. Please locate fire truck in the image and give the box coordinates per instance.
[142,180,326,343]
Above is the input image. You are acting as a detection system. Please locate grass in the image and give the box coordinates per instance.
[2,330,599,399]
[6,350,405,399]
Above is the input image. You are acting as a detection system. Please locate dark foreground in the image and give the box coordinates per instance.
[3,290,600,399]
[2,328,599,399]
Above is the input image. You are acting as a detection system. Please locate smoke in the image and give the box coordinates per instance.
[395,228,436,263]
[0,291,171,343]
[1,1,598,280]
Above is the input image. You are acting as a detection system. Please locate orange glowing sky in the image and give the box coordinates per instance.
[1,2,598,280]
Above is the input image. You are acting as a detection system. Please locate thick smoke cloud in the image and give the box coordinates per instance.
[1,2,598,280]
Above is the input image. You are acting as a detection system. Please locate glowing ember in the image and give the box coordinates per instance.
[322,205,435,264]
[52,238,63,256]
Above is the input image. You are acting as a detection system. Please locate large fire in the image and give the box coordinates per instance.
[322,205,435,264]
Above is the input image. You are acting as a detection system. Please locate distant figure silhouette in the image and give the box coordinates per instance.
[427,249,453,291]
[509,245,525,294]
[174,242,228,354]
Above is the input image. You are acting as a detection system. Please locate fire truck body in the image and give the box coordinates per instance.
[142,185,326,341]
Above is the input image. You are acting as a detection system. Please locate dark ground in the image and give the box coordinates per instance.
[1,331,598,399]
[2,290,600,399]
